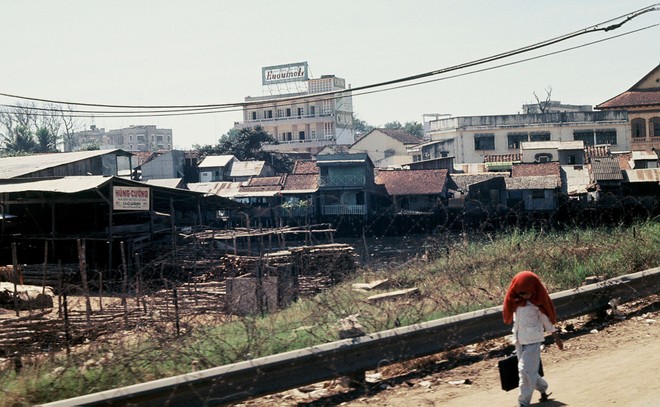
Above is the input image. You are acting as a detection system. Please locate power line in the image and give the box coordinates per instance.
[0,4,657,118]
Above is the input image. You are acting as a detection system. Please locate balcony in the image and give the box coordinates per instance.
[322,205,366,215]
[319,175,365,187]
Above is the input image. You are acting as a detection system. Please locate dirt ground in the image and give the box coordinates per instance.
[238,294,660,407]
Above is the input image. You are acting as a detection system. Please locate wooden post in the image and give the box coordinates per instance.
[97,271,103,312]
[42,241,48,298]
[77,239,92,322]
[120,241,129,327]
[172,286,181,337]
[11,243,19,316]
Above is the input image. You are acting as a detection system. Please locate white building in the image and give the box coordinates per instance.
[71,125,173,152]
[234,62,354,154]
[420,107,630,165]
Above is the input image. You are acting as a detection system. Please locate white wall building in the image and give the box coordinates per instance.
[71,125,173,152]
[421,109,630,165]
[234,62,354,154]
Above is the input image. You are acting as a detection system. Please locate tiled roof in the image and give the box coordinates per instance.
[281,173,318,192]
[292,160,319,174]
[375,128,422,144]
[374,169,448,195]
[243,175,285,188]
[505,175,561,190]
[511,162,560,177]
[591,157,624,181]
[596,90,660,109]
[448,173,506,191]
[597,64,660,109]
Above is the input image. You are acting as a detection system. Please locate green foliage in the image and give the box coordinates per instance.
[352,115,374,137]
[196,126,293,173]
[383,120,424,138]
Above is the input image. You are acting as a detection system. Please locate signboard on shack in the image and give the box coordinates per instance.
[113,186,150,211]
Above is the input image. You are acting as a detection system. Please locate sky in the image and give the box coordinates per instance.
[1,1,658,149]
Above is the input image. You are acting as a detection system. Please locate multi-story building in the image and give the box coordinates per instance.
[70,125,173,152]
[419,105,630,166]
[234,62,354,154]
[596,63,660,152]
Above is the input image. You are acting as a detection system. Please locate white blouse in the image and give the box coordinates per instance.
[511,300,555,345]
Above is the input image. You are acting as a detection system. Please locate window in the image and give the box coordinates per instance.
[324,122,334,136]
[286,132,292,141]
[311,130,316,138]
[297,107,304,117]
[531,190,546,199]
[567,154,577,165]
[474,133,495,150]
[596,129,617,145]
[631,118,646,139]
[298,131,305,140]
[573,130,594,146]
[251,112,257,120]
[535,153,553,163]
[286,108,291,117]
[310,106,316,116]
[530,132,551,142]
[650,117,660,137]
[507,133,528,149]
[265,110,272,119]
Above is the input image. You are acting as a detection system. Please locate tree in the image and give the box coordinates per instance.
[352,115,374,137]
[533,86,553,114]
[403,121,424,139]
[35,127,58,153]
[384,120,402,129]
[196,126,293,173]
[383,120,424,139]
[1,125,38,155]
[0,102,78,155]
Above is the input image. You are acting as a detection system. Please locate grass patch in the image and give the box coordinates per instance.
[1,220,659,406]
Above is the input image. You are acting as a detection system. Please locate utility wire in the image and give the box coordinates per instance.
[0,4,657,116]
[7,23,656,120]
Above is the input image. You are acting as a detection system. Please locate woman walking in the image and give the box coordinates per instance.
[503,271,564,406]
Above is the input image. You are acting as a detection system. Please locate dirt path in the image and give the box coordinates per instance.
[341,298,660,407]
[240,296,660,407]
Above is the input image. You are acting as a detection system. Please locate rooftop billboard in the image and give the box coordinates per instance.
[262,62,309,85]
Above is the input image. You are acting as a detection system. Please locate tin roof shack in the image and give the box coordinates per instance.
[0,176,242,278]
[0,149,135,179]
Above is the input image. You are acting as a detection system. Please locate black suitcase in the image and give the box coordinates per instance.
[498,354,544,391]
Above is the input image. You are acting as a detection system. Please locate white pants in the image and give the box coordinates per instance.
[515,341,548,406]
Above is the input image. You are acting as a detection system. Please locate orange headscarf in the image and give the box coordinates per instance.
[502,270,557,325]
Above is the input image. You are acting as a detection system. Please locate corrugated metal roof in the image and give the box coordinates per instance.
[229,161,266,177]
[0,149,130,179]
[188,182,241,197]
[623,168,660,183]
[143,178,187,189]
[198,155,235,168]
[0,176,111,194]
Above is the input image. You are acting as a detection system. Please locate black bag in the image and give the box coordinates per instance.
[498,354,544,391]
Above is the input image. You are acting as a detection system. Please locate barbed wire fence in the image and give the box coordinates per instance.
[0,193,659,405]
